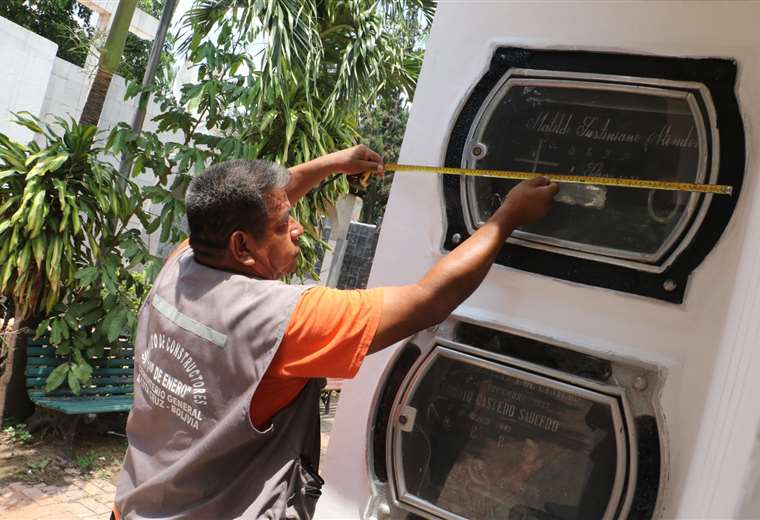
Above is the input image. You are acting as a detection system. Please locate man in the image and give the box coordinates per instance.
[112,145,558,519]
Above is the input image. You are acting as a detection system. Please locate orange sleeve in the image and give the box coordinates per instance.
[250,286,384,428]
[165,239,190,263]
[273,286,384,378]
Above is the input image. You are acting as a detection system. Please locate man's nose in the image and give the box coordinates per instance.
[290,219,304,241]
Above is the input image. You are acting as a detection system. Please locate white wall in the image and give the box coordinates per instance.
[0,17,58,142]
[0,12,168,141]
[39,58,91,123]
[319,2,760,519]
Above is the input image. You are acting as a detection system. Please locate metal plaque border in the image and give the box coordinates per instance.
[459,70,717,273]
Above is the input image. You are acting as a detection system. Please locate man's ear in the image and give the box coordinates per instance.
[228,230,257,268]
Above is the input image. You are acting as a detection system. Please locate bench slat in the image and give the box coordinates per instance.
[29,385,133,398]
[26,359,134,369]
[26,367,133,377]
[31,396,134,415]
[26,338,51,347]
[26,345,134,354]
[30,383,134,392]
[90,359,134,368]
[27,346,56,355]
[27,375,132,387]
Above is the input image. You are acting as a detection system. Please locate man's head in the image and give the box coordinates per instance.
[185,159,303,279]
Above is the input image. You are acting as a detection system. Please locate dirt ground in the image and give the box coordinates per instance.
[0,415,128,488]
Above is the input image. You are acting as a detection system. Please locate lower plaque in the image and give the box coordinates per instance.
[393,347,629,520]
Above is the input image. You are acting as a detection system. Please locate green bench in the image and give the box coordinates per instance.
[25,336,134,455]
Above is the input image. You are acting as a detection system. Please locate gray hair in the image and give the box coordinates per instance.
[185,159,290,248]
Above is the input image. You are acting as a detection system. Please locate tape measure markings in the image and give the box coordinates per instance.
[381,163,732,195]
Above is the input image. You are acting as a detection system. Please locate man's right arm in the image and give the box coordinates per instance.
[369,176,558,354]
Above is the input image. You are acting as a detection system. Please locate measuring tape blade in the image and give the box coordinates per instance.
[380,163,732,195]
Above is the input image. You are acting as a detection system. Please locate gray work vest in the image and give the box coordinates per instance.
[114,248,323,519]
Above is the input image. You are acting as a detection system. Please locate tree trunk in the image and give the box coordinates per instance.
[0,318,33,428]
[79,68,114,127]
[78,0,139,127]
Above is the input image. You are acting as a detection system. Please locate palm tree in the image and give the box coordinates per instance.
[79,0,139,126]
[177,0,436,273]
[183,0,434,113]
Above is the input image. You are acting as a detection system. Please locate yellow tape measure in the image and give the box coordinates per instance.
[363,163,733,195]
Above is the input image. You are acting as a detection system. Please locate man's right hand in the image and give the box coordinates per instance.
[496,176,559,227]
[368,175,558,354]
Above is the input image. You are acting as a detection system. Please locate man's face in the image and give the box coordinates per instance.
[250,189,304,279]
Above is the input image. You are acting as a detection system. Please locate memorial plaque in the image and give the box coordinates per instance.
[465,80,707,263]
[443,48,744,302]
[393,347,627,520]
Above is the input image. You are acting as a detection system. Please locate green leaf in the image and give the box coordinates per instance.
[50,319,63,345]
[31,235,46,269]
[0,220,12,237]
[13,112,44,134]
[70,298,101,318]
[80,308,103,327]
[106,308,127,342]
[35,320,49,339]
[0,169,19,182]
[45,363,69,393]
[74,362,93,384]
[26,153,67,179]
[26,189,47,236]
[46,153,69,173]
[0,195,20,217]
[75,266,99,287]
[16,240,32,273]
[67,368,81,395]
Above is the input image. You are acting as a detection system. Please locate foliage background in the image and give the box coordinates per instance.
[113,0,434,276]
[0,115,160,394]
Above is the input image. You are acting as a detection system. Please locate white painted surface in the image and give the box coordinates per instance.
[40,58,91,123]
[0,17,58,142]
[318,1,760,519]
[78,1,159,40]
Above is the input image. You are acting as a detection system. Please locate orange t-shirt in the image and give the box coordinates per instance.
[249,286,384,428]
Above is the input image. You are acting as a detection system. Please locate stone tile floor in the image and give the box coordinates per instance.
[1,398,338,520]
[1,474,116,520]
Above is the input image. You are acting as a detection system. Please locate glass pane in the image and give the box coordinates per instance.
[468,82,704,261]
[399,353,620,520]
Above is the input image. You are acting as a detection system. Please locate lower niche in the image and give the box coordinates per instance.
[380,323,662,520]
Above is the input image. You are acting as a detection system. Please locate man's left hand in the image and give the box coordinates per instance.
[331,145,385,177]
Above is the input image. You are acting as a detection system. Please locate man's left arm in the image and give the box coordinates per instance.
[286,145,385,203]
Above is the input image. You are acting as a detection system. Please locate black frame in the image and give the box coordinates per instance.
[443,47,745,303]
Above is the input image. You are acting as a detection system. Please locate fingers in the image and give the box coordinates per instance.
[355,160,384,173]
[541,182,560,196]
[523,176,558,195]
[360,145,383,165]
[537,182,559,197]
